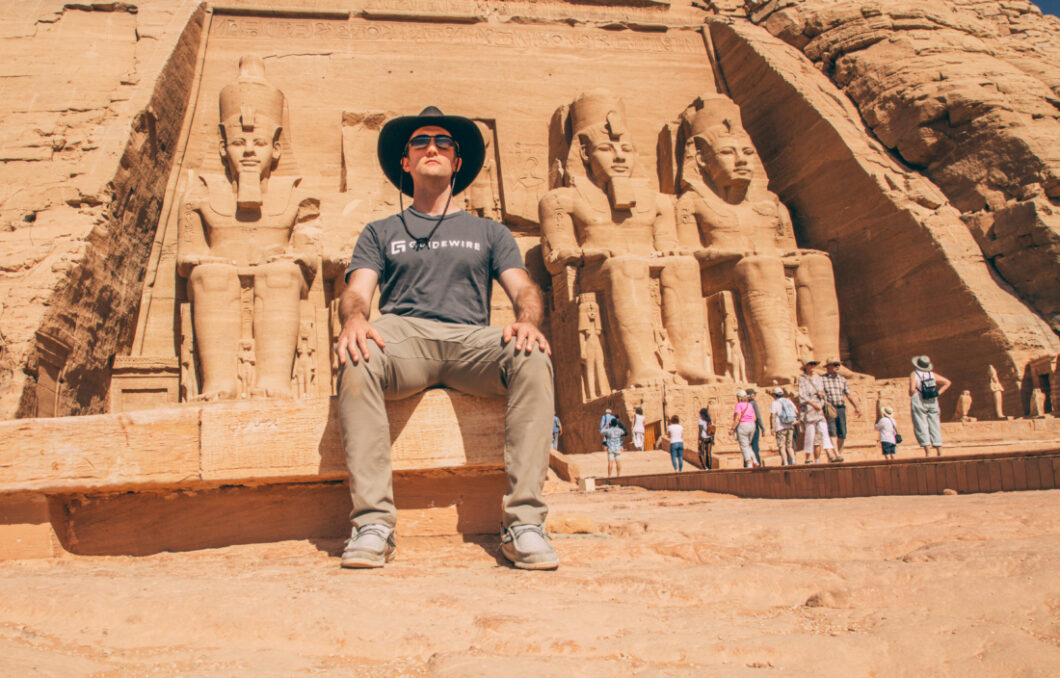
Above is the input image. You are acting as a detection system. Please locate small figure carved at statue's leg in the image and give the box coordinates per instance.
[237,340,255,398]
[577,294,611,400]
[795,325,815,367]
[293,330,315,398]
[987,364,1006,419]
[726,337,747,383]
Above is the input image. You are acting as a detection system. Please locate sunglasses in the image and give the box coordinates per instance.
[406,134,459,152]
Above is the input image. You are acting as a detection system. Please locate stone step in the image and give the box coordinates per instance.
[559,417,1060,471]
[0,390,504,494]
[596,449,1060,498]
[0,390,509,560]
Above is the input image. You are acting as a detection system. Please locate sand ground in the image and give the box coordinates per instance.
[1,485,1058,677]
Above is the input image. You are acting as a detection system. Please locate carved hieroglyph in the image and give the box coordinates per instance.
[540,89,714,390]
[177,56,319,400]
[675,93,840,383]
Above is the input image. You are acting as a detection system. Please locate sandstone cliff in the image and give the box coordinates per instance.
[746,0,1060,330]
[0,1,205,417]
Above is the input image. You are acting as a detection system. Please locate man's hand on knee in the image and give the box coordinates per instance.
[502,321,551,355]
[336,316,386,364]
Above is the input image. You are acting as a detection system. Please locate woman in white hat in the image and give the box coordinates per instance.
[909,355,951,457]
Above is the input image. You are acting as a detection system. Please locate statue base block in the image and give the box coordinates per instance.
[109,356,181,412]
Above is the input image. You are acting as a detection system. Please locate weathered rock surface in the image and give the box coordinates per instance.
[708,17,1058,418]
[0,2,205,418]
[746,0,1060,330]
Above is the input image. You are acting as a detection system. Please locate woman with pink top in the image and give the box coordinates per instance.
[730,390,759,468]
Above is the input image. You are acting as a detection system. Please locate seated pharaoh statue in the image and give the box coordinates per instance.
[177,55,319,400]
[539,89,714,389]
[675,93,840,384]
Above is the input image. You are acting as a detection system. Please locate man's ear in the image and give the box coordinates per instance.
[453,156,462,173]
[400,155,410,173]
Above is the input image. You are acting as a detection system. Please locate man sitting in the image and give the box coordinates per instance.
[335,107,557,570]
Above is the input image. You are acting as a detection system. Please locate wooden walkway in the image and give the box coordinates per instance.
[595,449,1060,498]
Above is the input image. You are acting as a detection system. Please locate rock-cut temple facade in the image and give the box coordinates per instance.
[1,0,1059,455]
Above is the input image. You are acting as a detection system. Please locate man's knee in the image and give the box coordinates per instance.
[508,347,554,385]
[338,358,383,402]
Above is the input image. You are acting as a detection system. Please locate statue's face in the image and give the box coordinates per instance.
[697,134,754,190]
[220,124,281,179]
[581,132,635,184]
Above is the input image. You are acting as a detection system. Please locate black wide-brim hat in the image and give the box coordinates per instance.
[377,106,485,198]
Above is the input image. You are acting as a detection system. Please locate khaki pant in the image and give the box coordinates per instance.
[338,314,554,530]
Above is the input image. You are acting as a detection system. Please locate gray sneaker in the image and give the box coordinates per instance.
[500,524,559,570]
[340,524,396,569]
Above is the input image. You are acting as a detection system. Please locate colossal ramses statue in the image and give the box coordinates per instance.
[177,56,319,400]
[675,93,840,383]
[540,89,713,389]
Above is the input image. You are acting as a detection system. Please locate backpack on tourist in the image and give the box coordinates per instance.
[916,370,939,400]
[779,398,797,425]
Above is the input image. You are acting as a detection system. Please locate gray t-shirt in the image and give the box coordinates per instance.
[345,208,525,326]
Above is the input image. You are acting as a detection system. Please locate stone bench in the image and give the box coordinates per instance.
[0,389,506,559]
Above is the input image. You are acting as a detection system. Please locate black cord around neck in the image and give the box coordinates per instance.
[397,173,456,251]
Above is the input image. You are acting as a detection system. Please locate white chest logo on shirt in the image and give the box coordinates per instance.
[390,239,482,256]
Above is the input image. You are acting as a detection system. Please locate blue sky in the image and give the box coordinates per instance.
[1031,0,1060,17]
